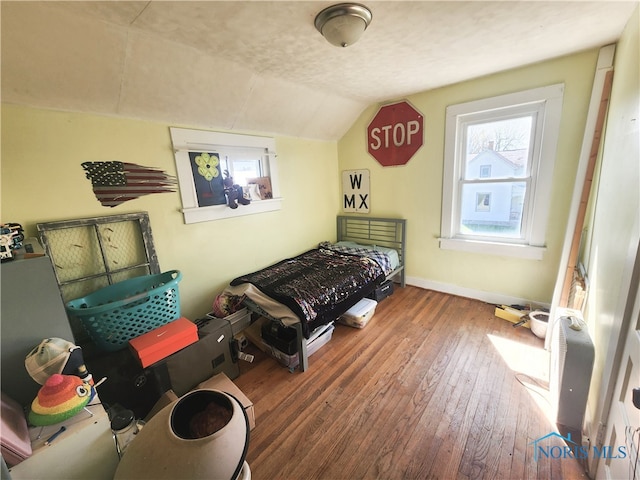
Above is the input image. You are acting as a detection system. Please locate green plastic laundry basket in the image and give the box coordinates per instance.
[66,270,182,352]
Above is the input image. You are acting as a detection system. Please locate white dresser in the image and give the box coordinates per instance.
[9,403,119,480]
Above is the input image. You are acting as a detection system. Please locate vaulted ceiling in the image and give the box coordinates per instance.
[1,1,637,140]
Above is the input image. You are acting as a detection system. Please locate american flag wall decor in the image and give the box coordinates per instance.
[81,161,177,207]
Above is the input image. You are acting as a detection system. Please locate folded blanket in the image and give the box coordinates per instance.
[319,241,395,275]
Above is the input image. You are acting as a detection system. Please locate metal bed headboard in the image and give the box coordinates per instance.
[337,215,406,287]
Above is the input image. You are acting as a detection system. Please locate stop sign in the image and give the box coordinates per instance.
[367,101,424,166]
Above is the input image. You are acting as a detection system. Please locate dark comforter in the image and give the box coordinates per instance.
[230,248,385,337]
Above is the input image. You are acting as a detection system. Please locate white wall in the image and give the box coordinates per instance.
[580,6,639,461]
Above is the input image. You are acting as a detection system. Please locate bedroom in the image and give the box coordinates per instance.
[1,1,638,479]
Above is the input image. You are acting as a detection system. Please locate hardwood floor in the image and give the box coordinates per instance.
[234,286,588,480]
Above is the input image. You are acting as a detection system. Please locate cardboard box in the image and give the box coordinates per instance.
[129,317,198,368]
[243,317,271,355]
[144,390,179,423]
[197,373,255,430]
[339,298,377,328]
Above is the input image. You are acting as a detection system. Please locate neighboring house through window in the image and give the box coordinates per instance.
[440,84,564,259]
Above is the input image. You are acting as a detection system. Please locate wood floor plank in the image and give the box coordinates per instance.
[493,365,523,478]
[234,286,589,480]
[400,302,485,478]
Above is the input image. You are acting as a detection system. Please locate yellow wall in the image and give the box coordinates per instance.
[0,47,609,317]
[339,48,601,305]
[0,106,340,319]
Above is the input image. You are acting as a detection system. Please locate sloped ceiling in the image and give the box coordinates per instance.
[1,1,637,141]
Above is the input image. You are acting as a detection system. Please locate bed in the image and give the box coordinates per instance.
[224,216,406,371]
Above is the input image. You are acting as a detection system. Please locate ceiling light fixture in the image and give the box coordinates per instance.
[314,3,372,48]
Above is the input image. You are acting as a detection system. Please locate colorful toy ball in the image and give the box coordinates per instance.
[28,374,93,426]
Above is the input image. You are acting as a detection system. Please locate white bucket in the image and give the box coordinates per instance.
[529,311,549,339]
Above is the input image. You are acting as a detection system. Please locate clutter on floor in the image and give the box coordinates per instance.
[244,316,335,370]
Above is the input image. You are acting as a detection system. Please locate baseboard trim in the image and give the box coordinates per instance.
[405,275,550,309]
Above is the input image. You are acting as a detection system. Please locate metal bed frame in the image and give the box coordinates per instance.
[246,216,406,372]
[337,215,406,287]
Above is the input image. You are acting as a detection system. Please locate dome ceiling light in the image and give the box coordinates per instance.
[314,3,373,48]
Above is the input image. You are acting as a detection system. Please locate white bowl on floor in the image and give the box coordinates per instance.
[529,311,549,339]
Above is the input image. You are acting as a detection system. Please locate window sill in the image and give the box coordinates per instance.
[182,197,283,224]
[439,237,546,260]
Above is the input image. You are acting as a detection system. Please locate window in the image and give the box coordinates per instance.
[440,84,564,259]
[479,165,491,178]
[476,192,491,212]
[37,212,160,342]
[170,128,281,224]
[228,158,262,187]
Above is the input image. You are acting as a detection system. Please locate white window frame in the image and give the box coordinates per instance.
[170,127,282,224]
[440,84,564,260]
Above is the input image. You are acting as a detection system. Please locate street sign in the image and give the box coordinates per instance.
[367,101,424,166]
[342,170,369,213]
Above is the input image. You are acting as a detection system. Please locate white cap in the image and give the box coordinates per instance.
[25,338,77,385]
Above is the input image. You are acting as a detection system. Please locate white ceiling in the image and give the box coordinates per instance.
[1,1,637,140]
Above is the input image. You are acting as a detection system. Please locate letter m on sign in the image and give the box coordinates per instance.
[342,170,370,213]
